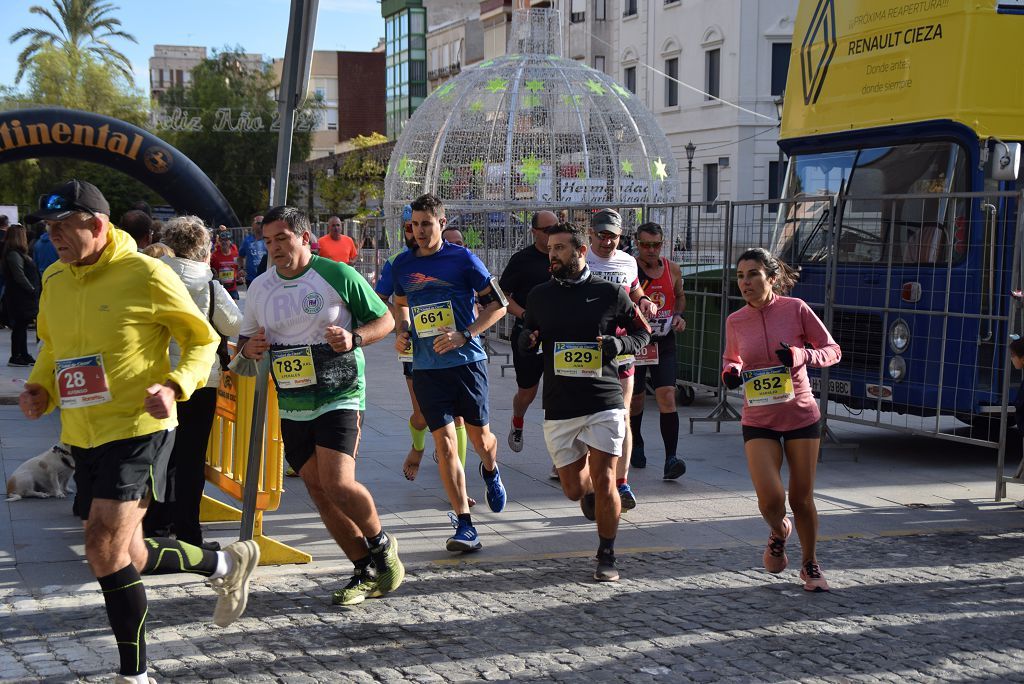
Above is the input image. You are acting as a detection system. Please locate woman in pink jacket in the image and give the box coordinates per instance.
[722,248,840,592]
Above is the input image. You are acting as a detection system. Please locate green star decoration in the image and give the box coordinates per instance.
[397,156,415,180]
[464,228,483,249]
[651,157,669,181]
[576,167,588,180]
[524,79,545,93]
[479,60,495,69]
[469,100,485,113]
[620,160,634,176]
[561,94,583,106]
[439,169,454,184]
[519,155,543,185]
[435,82,456,99]
[485,78,509,94]
[612,83,631,98]
[585,79,606,95]
[470,159,485,175]
[521,94,541,108]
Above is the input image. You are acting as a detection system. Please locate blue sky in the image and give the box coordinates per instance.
[1,0,385,92]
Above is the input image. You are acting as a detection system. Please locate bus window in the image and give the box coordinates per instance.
[774,142,967,266]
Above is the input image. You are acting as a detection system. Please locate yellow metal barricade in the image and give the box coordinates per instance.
[199,368,311,565]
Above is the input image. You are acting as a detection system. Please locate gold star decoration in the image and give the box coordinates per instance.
[485,78,509,94]
[620,160,634,176]
[651,157,669,181]
[519,155,543,185]
[585,79,606,95]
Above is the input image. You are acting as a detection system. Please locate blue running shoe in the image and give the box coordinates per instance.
[618,483,637,511]
[445,512,482,553]
[480,462,507,513]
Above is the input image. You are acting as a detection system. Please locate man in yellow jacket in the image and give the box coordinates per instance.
[19,180,260,684]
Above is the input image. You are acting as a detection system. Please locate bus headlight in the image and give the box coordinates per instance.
[889,319,910,353]
[888,356,907,381]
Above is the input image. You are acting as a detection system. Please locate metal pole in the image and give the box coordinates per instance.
[686,160,693,251]
[239,0,319,542]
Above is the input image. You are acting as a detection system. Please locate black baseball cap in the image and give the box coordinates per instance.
[591,208,623,235]
[28,179,110,222]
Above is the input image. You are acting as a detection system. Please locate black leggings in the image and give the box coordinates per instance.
[143,387,217,544]
[9,317,29,359]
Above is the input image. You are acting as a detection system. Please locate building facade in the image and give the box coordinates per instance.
[426,13,484,93]
[149,46,265,100]
[381,0,428,140]
[273,51,386,160]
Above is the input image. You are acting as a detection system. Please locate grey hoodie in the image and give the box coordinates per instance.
[160,255,243,388]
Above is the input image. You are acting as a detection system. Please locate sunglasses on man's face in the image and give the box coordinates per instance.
[638,241,663,249]
[597,232,619,241]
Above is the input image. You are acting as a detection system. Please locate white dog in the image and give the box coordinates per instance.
[6,443,75,501]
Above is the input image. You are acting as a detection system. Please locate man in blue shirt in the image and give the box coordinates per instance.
[239,213,266,287]
[33,223,59,276]
[391,193,510,552]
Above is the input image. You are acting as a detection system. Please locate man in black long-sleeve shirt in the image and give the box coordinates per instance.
[520,222,650,582]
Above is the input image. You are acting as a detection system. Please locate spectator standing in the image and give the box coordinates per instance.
[239,214,265,286]
[3,224,40,366]
[120,210,154,250]
[33,221,59,276]
[318,215,359,264]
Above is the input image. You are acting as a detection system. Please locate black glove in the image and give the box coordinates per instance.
[775,342,794,368]
[517,328,539,355]
[722,368,742,390]
[599,335,624,360]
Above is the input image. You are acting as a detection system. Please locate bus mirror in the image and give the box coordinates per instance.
[991,141,1021,181]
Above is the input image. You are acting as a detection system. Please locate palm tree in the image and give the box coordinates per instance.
[9,0,137,84]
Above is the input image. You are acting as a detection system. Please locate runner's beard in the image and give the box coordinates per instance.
[550,257,582,281]
[404,235,417,249]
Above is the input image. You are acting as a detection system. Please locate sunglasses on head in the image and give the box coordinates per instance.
[39,193,92,215]
[637,240,663,248]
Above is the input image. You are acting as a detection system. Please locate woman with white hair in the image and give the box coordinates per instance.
[143,215,243,550]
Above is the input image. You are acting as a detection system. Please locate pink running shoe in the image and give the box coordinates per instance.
[763,516,792,574]
[799,560,831,592]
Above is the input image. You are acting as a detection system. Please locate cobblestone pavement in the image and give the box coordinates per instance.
[2,530,1023,683]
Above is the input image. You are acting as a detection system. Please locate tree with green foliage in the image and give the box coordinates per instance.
[0,44,157,221]
[158,48,314,223]
[9,0,136,85]
[316,133,389,219]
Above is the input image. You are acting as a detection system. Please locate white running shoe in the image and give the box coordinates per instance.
[211,539,260,627]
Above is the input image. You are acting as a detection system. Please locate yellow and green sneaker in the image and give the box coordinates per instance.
[368,534,405,597]
[332,571,378,606]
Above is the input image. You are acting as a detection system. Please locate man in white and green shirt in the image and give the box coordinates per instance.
[239,205,403,607]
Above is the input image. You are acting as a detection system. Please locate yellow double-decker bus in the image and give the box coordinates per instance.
[775,0,1024,427]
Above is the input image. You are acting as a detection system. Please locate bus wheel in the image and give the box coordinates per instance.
[677,385,696,406]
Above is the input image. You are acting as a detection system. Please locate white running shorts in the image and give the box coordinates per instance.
[542,408,626,468]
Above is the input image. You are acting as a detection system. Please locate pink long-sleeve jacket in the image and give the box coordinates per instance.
[723,294,841,430]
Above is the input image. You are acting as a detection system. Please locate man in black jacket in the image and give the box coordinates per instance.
[520,222,650,582]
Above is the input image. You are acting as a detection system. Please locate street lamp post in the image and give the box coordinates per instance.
[685,140,696,251]
[774,92,785,209]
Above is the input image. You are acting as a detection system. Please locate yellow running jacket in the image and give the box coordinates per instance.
[28,227,219,448]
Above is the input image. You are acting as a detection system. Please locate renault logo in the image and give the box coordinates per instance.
[801,0,838,105]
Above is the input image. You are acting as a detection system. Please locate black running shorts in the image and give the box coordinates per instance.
[280,408,362,474]
[742,421,821,443]
[72,430,174,520]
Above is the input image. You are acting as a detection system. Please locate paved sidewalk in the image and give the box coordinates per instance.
[2,326,1024,681]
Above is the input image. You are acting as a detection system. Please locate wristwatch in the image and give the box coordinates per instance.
[460,329,473,344]
[352,333,363,348]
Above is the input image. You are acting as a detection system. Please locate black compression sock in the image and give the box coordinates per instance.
[97,564,148,677]
[597,535,616,558]
[458,513,472,526]
[660,411,680,459]
[141,537,219,577]
[630,413,645,449]
[353,554,372,574]
[366,530,387,550]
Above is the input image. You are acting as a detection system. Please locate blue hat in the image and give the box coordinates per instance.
[401,204,413,222]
